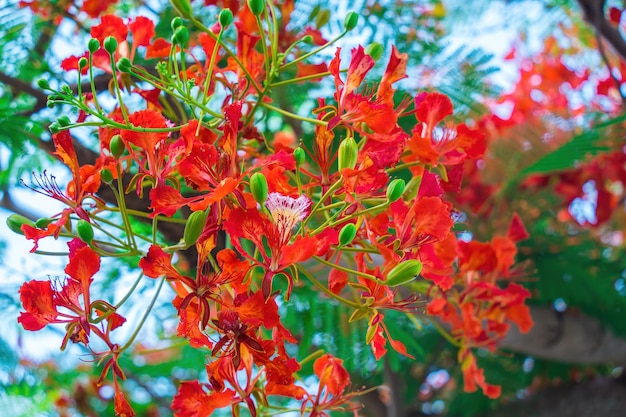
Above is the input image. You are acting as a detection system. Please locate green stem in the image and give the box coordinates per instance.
[279,31,348,71]
[312,255,379,282]
[269,72,332,87]
[121,276,165,351]
[260,102,327,126]
[297,264,361,309]
[108,51,129,123]
[115,271,145,309]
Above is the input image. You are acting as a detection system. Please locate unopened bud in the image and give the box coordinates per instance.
[365,42,384,61]
[117,57,132,72]
[343,11,359,31]
[88,38,100,53]
[386,178,405,203]
[57,115,71,127]
[36,78,50,90]
[183,210,208,248]
[338,137,358,171]
[76,219,94,244]
[172,26,189,47]
[293,147,305,169]
[49,122,61,134]
[385,260,423,287]
[100,168,113,183]
[338,223,357,247]
[171,17,184,30]
[6,214,35,235]
[250,172,268,205]
[78,57,88,70]
[35,217,54,229]
[219,9,234,28]
[103,36,118,54]
[171,0,193,19]
[109,134,125,158]
[247,0,265,16]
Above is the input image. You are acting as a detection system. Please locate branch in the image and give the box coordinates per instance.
[577,0,626,61]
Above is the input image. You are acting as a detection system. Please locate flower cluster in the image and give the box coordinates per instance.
[9,1,533,415]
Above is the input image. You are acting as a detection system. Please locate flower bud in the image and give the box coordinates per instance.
[103,36,118,54]
[183,210,208,248]
[88,38,100,53]
[338,223,357,247]
[78,57,88,70]
[57,115,71,127]
[250,172,268,205]
[36,78,50,90]
[35,217,54,229]
[386,178,405,203]
[293,147,305,169]
[301,35,313,44]
[385,260,423,287]
[171,0,193,19]
[109,134,125,158]
[6,214,35,235]
[343,11,359,31]
[172,26,189,47]
[49,122,60,134]
[337,137,358,171]
[100,168,113,183]
[219,9,234,28]
[365,42,384,61]
[315,9,330,28]
[247,0,265,16]
[76,219,94,244]
[117,57,132,73]
[171,17,184,30]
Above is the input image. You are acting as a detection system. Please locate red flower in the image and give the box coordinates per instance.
[305,354,361,417]
[172,381,237,417]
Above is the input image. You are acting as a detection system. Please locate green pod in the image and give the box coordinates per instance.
[88,38,100,53]
[337,137,358,171]
[247,0,265,16]
[103,36,118,54]
[183,210,208,248]
[100,168,113,183]
[250,172,269,205]
[385,260,423,287]
[386,178,406,203]
[78,57,88,70]
[109,134,125,158]
[172,26,190,47]
[35,217,54,229]
[219,9,234,28]
[365,42,384,61]
[76,219,94,244]
[293,147,305,169]
[117,57,132,73]
[6,214,35,235]
[57,116,71,127]
[343,11,359,31]
[36,78,50,90]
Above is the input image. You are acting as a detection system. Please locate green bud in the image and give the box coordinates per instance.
[49,122,60,134]
[301,35,313,44]
[315,9,330,29]
[293,147,305,169]
[78,57,88,70]
[57,115,71,127]
[183,210,208,248]
[365,42,384,61]
[385,260,423,287]
[100,168,113,183]
[171,0,193,19]
[88,38,100,53]
[338,223,357,247]
[76,219,94,244]
[337,137,358,171]
[219,9,234,28]
[47,101,56,109]
[35,217,54,229]
[365,323,378,344]
[247,0,265,16]
[6,214,35,235]
[109,134,125,158]
[171,17,184,30]
[36,78,50,90]
[386,178,405,203]
[343,11,359,31]
[117,57,132,72]
[172,26,189,47]
[250,172,268,205]
[103,36,118,54]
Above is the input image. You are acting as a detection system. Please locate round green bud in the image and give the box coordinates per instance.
[183,210,208,248]
[293,147,305,169]
[219,9,234,28]
[78,57,88,70]
[57,115,71,127]
[100,168,113,183]
[76,219,94,244]
[385,260,423,287]
[47,101,56,109]
[35,217,54,229]
[88,38,100,53]
[109,134,125,159]
[338,137,358,171]
[247,0,265,16]
[365,42,384,61]
[49,122,60,134]
[338,223,357,247]
[172,26,189,47]
[6,214,35,235]
[117,57,132,73]
[171,17,184,30]
[250,172,269,205]
[343,11,359,31]
[386,178,406,203]
[171,0,193,19]
[103,36,118,54]
[301,35,314,44]
[36,78,50,90]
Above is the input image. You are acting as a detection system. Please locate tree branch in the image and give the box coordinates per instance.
[577,0,626,61]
